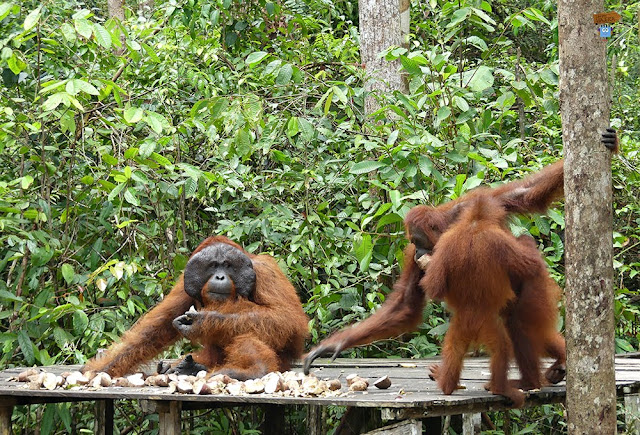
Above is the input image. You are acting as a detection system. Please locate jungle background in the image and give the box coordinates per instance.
[0,0,638,433]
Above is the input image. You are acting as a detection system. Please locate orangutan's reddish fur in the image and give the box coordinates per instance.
[418,195,563,407]
[304,131,618,400]
[303,161,568,402]
[83,236,309,378]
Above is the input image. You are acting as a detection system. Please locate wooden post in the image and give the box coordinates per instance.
[462,413,481,434]
[154,401,181,435]
[95,400,114,435]
[0,405,12,435]
[308,405,325,435]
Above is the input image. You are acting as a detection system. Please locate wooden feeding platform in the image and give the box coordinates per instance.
[1,356,640,434]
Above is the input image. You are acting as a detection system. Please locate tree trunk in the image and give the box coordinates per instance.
[358,0,409,115]
[107,0,125,21]
[558,2,616,434]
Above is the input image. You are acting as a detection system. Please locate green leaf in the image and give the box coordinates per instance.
[522,7,550,25]
[151,152,172,168]
[242,94,262,124]
[533,215,551,235]
[144,111,166,134]
[39,79,67,94]
[124,106,144,124]
[466,36,488,52]
[142,43,160,62]
[61,263,75,284]
[332,86,348,104]
[72,9,91,19]
[0,290,23,303]
[74,18,93,39]
[23,6,41,31]
[323,91,333,116]
[66,79,99,96]
[376,213,403,230]
[298,118,314,142]
[107,183,125,201]
[31,247,54,267]
[72,310,89,335]
[61,23,76,42]
[350,160,385,174]
[271,149,291,163]
[58,404,72,433]
[435,106,451,125]
[17,330,34,365]
[467,66,494,92]
[60,111,76,133]
[184,177,197,198]
[41,405,54,435]
[616,338,635,353]
[93,23,112,48]
[102,153,118,165]
[20,175,34,189]
[418,156,434,177]
[245,51,269,67]
[235,128,251,156]
[496,91,516,109]
[353,233,373,272]
[64,93,84,111]
[7,53,26,75]
[0,3,14,22]
[387,130,399,145]
[276,64,293,85]
[287,117,299,137]
[540,68,558,86]
[400,56,421,75]
[124,188,140,206]
[389,190,402,210]
[447,151,468,163]
[124,147,138,160]
[23,209,39,220]
[447,7,470,27]
[428,323,449,336]
[53,327,70,349]
[139,140,156,158]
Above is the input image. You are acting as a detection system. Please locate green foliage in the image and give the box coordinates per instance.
[0,0,638,432]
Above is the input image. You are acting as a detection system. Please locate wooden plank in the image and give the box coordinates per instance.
[363,419,422,434]
[0,357,638,411]
[380,389,566,420]
[95,400,114,435]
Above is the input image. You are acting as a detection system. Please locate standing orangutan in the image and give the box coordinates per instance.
[83,236,309,380]
[304,130,618,400]
[416,194,558,406]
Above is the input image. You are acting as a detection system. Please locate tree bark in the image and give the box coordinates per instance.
[107,0,125,22]
[558,1,616,434]
[358,0,409,115]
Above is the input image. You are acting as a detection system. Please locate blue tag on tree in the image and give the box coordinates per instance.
[599,24,612,38]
